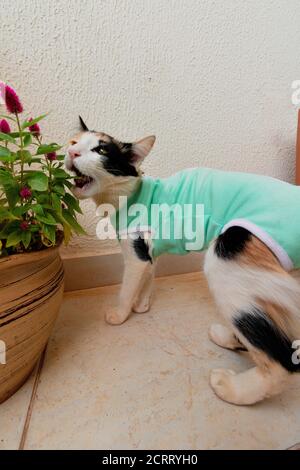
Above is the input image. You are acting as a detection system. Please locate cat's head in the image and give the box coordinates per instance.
[65,117,155,199]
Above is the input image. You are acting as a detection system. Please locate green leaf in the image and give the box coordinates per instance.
[27,171,48,191]
[6,230,22,247]
[0,132,16,145]
[21,230,31,249]
[30,223,40,232]
[63,192,82,214]
[0,156,13,163]
[53,212,72,244]
[0,168,14,186]
[0,220,21,238]
[9,131,31,139]
[12,204,31,217]
[62,209,86,235]
[30,157,42,164]
[40,203,53,210]
[52,168,70,179]
[0,208,16,222]
[23,133,32,147]
[0,170,20,208]
[34,193,49,205]
[16,149,31,163]
[63,180,74,190]
[36,143,62,155]
[35,211,57,225]
[32,203,44,215]
[0,145,12,160]
[53,184,65,195]
[21,114,47,130]
[5,184,20,208]
[42,224,56,244]
[51,193,62,213]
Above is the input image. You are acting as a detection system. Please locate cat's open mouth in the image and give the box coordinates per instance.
[71,165,94,189]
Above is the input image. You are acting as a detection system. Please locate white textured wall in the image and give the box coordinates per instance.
[2,0,300,255]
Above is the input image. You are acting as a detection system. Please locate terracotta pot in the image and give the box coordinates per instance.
[0,244,64,403]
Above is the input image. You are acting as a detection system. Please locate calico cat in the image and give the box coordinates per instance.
[65,116,300,405]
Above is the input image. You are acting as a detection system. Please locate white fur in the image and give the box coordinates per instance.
[105,237,155,325]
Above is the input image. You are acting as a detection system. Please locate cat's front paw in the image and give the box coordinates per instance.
[105,308,128,325]
[132,297,151,313]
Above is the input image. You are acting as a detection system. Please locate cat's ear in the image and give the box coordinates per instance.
[79,115,89,132]
[131,135,156,166]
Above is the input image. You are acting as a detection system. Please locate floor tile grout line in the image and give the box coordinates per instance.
[18,345,48,450]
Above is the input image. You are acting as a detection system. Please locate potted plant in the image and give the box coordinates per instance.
[0,82,84,402]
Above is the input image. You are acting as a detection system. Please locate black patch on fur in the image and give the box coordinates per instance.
[92,139,138,177]
[121,142,133,152]
[233,307,299,372]
[79,115,89,132]
[215,226,251,259]
[132,235,152,263]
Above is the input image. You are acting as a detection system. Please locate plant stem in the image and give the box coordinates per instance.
[15,112,24,187]
[4,141,14,174]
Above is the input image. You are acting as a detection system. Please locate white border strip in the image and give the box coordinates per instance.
[221,218,293,271]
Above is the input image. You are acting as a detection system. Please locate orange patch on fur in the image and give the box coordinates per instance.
[239,234,286,274]
[94,132,112,143]
[257,299,292,336]
[68,131,85,145]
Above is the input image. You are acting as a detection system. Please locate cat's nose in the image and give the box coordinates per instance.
[68,149,81,159]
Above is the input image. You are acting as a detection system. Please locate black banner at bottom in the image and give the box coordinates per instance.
[0,449,298,465]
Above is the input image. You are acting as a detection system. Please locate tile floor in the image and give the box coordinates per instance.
[1,272,300,450]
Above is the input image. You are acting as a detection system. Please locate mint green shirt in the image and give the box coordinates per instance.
[113,168,300,270]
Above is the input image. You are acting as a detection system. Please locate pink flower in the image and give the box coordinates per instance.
[46,152,57,161]
[4,84,23,114]
[19,186,32,199]
[20,221,29,231]
[0,119,11,134]
[28,118,41,136]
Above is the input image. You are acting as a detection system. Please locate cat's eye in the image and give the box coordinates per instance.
[92,144,108,155]
[70,140,77,146]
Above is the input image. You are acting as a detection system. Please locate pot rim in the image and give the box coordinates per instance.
[0,231,64,269]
